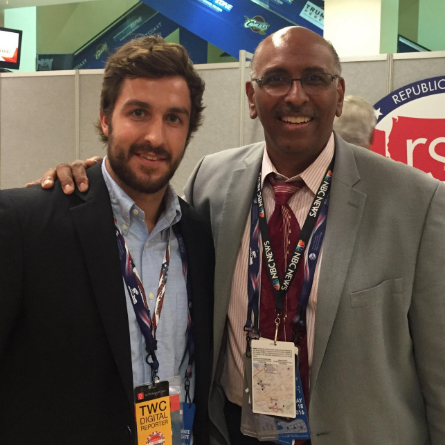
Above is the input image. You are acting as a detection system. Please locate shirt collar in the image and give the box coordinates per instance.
[261,132,335,195]
[101,157,182,232]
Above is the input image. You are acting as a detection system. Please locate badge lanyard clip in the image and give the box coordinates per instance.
[274,313,281,345]
[244,324,260,358]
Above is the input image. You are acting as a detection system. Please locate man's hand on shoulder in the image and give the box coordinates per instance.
[26,156,103,194]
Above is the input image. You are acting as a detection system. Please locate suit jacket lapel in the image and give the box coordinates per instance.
[213,146,263,373]
[69,164,134,409]
[311,137,367,392]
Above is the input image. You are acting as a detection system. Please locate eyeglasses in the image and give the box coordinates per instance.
[251,73,340,96]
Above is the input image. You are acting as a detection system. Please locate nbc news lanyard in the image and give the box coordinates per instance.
[114,218,195,401]
[245,159,334,346]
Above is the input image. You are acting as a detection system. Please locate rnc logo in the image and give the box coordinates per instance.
[372,76,445,181]
[147,431,165,444]
[244,16,270,35]
[137,392,144,401]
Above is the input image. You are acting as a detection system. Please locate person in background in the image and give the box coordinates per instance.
[34,26,445,445]
[0,36,214,445]
[333,95,376,149]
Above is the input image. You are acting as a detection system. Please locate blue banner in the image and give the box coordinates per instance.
[140,0,323,59]
[73,5,180,69]
[259,0,324,30]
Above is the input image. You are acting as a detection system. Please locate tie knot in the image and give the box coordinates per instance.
[269,175,304,206]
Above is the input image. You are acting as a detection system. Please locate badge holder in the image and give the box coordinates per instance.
[178,373,196,445]
[134,377,185,445]
[168,376,184,444]
[181,399,195,445]
[241,338,310,442]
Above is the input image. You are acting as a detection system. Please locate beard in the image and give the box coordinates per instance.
[107,133,184,195]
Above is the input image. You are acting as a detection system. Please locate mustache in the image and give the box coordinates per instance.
[273,104,317,118]
[128,143,171,161]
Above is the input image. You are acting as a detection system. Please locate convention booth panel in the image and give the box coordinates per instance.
[340,57,388,105]
[79,71,106,162]
[1,74,76,189]
[393,52,445,90]
[1,51,444,192]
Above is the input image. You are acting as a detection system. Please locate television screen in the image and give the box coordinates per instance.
[0,27,22,70]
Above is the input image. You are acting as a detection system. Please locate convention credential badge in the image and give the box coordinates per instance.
[134,381,172,445]
[251,338,296,418]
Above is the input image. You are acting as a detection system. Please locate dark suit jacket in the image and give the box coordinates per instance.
[0,163,214,445]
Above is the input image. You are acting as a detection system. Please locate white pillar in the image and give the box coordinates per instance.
[324,0,399,57]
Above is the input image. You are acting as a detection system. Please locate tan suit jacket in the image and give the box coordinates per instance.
[184,135,445,445]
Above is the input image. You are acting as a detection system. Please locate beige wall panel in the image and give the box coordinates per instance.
[172,66,240,194]
[340,60,388,105]
[243,67,266,146]
[4,55,444,193]
[79,72,108,161]
[1,75,75,189]
[393,57,445,91]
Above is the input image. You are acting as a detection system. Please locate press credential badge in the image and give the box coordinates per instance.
[134,381,172,445]
[251,338,296,418]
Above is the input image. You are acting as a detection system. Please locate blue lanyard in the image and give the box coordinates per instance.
[172,224,195,403]
[293,195,329,338]
[246,196,261,336]
[245,161,333,346]
[114,219,194,399]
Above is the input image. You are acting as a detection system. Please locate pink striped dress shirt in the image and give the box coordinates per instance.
[220,134,335,407]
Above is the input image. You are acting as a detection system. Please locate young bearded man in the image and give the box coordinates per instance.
[35,27,445,445]
[0,36,214,445]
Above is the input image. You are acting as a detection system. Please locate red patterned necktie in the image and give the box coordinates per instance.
[259,174,310,434]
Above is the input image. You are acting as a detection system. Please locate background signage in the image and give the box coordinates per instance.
[141,0,324,58]
[73,7,182,70]
[371,76,445,181]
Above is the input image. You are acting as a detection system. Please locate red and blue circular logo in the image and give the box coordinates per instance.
[371,75,445,181]
[147,431,165,445]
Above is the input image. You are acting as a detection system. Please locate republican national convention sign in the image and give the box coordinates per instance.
[371,76,445,182]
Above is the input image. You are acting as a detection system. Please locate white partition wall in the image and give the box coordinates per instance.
[1,52,445,192]
[79,71,106,161]
[1,72,76,188]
